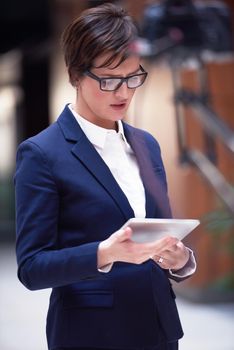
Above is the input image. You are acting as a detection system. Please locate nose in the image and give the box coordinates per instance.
[114,81,129,99]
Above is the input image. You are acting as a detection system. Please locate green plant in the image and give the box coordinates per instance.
[202,207,234,292]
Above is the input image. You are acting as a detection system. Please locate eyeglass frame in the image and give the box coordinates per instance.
[83,65,148,91]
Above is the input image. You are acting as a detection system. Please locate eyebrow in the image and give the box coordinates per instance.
[95,66,141,78]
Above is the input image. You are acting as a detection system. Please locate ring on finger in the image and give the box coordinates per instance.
[158,257,164,264]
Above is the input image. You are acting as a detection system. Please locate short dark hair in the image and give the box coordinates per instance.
[61,3,138,86]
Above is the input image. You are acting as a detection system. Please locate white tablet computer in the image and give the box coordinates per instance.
[121,218,200,243]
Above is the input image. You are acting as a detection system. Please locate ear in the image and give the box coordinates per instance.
[69,68,80,88]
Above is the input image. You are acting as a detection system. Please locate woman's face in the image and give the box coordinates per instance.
[75,54,141,129]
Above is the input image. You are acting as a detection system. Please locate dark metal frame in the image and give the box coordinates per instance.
[170,55,234,215]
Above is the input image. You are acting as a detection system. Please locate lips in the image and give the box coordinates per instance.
[110,103,126,110]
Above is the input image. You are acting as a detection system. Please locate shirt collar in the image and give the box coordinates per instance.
[68,104,129,150]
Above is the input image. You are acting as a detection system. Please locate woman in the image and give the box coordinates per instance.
[15,3,196,350]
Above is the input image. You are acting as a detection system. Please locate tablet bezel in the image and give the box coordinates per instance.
[121,218,200,243]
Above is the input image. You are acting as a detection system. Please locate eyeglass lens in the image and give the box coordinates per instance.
[100,74,146,91]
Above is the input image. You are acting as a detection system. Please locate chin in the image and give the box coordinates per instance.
[112,112,126,121]
[115,115,125,121]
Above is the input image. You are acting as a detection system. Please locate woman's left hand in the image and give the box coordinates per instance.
[152,240,190,271]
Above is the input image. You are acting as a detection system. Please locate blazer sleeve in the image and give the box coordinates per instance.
[15,140,102,291]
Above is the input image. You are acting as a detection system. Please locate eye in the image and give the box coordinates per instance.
[128,75,141,87]
[101,78,121,90]
[101,79,108,89]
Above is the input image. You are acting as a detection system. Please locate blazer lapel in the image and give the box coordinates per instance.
[57,106,134,221]
[123,123,171,218]
[123,124,155,218]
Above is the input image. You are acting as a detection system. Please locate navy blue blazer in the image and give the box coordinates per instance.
[15,105,184,349]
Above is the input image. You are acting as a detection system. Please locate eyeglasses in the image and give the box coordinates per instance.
[84,65,148,91]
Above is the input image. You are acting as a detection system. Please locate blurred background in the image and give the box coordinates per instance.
[0,0,234,349]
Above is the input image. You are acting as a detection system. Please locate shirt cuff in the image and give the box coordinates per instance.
[169,248,196,278]
[98,263,114,273]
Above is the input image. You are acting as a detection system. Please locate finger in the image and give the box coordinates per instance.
[164,236,180,247]
[147,236,179,253]
[115,227,132,242]
[154,256,171,269]
[164,243,179,253]
[155,244,189,270]
[176,241,185,250]
[159,245,185,259]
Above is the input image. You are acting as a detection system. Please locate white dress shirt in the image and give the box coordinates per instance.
[69,104,196,277]
[69,105,146,218]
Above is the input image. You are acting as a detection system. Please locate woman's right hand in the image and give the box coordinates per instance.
[97,227,178,269]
